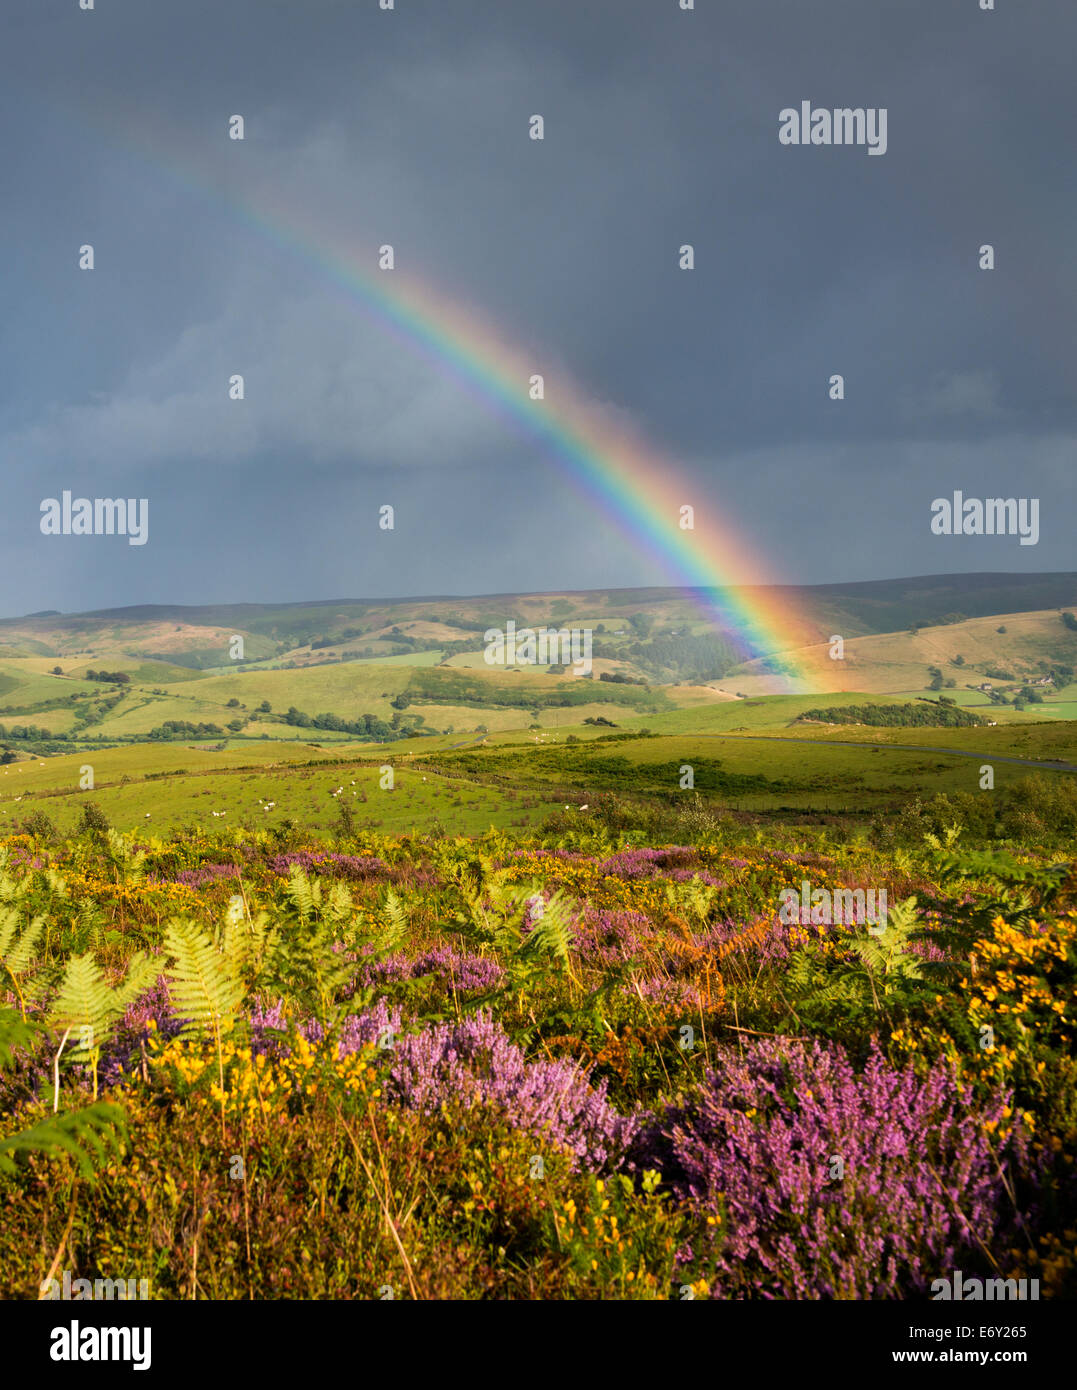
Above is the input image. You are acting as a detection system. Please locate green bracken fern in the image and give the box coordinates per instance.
[0,906,46,1020]
[163,918,245,1041]
[0,1009,126,1178]
[49,951,159,1100]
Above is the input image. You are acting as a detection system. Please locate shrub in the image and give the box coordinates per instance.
[77,801,111,837]
[387,1012,639,1171]
[18,811,57,845]
[632,1039,1033,1298]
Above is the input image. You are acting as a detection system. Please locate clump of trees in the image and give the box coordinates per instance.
[147,720,225,740]
[279,706,425,742]
[795,702,983,728]
[310,627,364,649]
[85,669,131,684]
[0,724,54,740]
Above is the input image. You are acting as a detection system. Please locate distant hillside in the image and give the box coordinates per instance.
[724,606,1077,704]
[4,573,1075,672]
[787,572,1077,638]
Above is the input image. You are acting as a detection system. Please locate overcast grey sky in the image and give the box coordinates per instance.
[1,0,1074,616]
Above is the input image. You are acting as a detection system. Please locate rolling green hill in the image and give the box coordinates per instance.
[0,580,1072,769]
[4,572,1075,676]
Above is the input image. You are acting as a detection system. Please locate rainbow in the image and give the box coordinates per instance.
[81,112,815,689]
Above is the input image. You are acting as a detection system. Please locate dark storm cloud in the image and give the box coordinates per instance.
[1,0,1073,615]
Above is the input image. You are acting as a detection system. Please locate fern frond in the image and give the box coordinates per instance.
[114,952,159,1012]
[0,907,44,967]
[0,869,32,905]
[0,1007,39,1068]
[0,1102,126,1177]
[848,898,924,982]
[216,897,279,993]
[105,828,147,884]
[49,953,118,1061]
[68,898,106,952]
[245,910,278,976]
[0,906,22,961]
[218,895,246,967]
[4,914,45,976]
[330,880,354,918]
[284,867,320,920]
[163,918,244,1039]
[44,868,69,900]
[518,889,576,970]
[382,889,409,942]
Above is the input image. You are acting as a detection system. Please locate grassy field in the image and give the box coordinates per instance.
[422,731,1069,817]
[618,691,917,734]
[742,719,1077,760]
[0,590,1073,845]
[2,682,1074,834]
[1,661,672,747]
[0,665,101,705]
[0,741,560,838]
